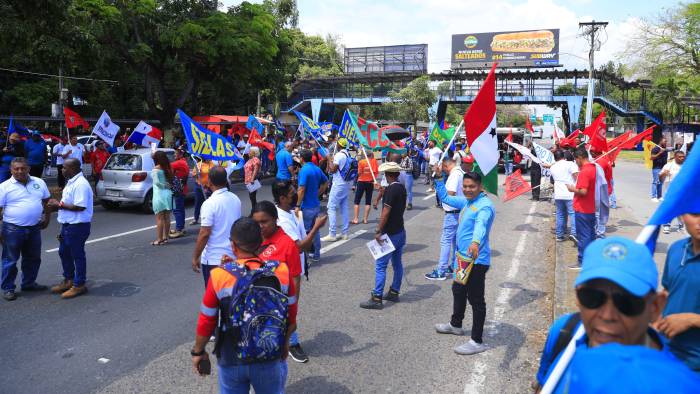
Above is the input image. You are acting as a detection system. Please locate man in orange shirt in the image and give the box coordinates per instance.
[567,147,597,269]
[89,141,110,188]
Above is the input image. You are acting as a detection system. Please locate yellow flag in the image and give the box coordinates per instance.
[643,140,654,169]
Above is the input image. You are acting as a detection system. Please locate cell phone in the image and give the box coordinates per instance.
[197,358,211,375]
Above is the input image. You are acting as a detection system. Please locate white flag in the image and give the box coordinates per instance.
[532,141,555,165]
[92,110,120,146]
[505,140,541,165]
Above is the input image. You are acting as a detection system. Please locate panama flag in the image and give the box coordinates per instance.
[127,121,163,147]
[464,63,499,174]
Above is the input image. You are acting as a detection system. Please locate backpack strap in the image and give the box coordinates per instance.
[550,312,581,365]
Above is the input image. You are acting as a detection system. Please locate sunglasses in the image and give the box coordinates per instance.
[576,287,647,317]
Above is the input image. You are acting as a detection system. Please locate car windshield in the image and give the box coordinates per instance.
[104,154,142,171]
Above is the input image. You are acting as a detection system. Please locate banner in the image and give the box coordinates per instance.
[92,111,120,146]
[178,109,242,161]
[503,169,532,202]
[532,141,554,164]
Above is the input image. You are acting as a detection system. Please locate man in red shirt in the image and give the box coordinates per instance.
[170,147,189,238]
[89,141,111,187]
[567,147,597,269]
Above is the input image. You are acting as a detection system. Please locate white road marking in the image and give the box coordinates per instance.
[423,193,436,200]
[319,229,367,254]
[97,358,110,364]
[44,216,195,253]
[463,202,538,393]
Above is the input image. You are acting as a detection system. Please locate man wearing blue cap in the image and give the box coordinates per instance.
[24,131,47,178]
[535,236,670,392]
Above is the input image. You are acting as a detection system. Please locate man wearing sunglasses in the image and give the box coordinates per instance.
[535,236,670,392]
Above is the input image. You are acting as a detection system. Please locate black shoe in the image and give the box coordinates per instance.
[360,295,383,310]
[21,283,48,292]
[3,291,17,301]
[384,289,400,302]
[288,344,309,363]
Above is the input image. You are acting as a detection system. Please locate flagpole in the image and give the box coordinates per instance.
[432,119,464,177]
[360,145,378,185]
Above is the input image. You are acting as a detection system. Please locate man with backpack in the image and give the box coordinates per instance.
[535,236,671,392]
[191,217,294,394]
[321,138,356,242]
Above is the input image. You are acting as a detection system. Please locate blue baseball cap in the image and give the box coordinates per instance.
[567,343,700,393]
[574,236,658,296]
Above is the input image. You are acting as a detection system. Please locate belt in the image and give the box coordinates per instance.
[61,222,90,226]
[445,210,460,214]
[3,222,41,229]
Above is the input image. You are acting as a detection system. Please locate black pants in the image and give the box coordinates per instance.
[57,165,65,188]
[29,165,43,178]
[248,190,257,216]
[353,181,374,205]
[450,264,489,343]
[530,164,542,200]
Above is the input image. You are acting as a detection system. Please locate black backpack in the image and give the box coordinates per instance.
[171,175,185,196]
[549,313,581,365]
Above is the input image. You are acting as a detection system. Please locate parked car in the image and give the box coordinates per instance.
[96,148,196,213]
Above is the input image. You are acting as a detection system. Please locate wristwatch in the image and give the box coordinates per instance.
[190,348,206,356]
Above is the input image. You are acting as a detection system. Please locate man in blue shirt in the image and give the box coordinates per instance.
[657,213,700,375]
[535,236,670,392]
[433,171,495,355]
[296,150,328,263]
[24,131,47,178]
[275,142,295,182]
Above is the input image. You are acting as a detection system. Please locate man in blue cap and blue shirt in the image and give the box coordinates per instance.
[535,236,675,392]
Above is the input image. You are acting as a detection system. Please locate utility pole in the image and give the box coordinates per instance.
[58,67,64,136]
[579,20,608,126]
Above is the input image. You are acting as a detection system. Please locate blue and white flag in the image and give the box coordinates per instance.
[293,111,326,141]
[92,111,120,146]
[246,115,264,134]
[274,119,286,134]
[8,115,29,136]
[178,109,243,162]
[532,141,555,165]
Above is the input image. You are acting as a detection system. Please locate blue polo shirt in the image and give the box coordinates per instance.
[435,182,495,266]
[537,313,675,392]
[298,162,327,209]
[24,138,46,166]
[275,150,293,180]
[662,237,700,373]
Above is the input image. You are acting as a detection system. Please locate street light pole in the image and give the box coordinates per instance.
[579,21,608,127]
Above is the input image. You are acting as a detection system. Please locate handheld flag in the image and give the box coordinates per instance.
[92,111,120,146]
[293,111,326,141]
[532,141,555,165]
[248,128,275,160]
[525,117,535,135]
[622,126,654,150]
[8,115,29,136]
[506,128,513,143]
[503,169,532,202]
[246,115,265,135]
[274,118,286,134]
[63,107,90,129]
[506,140,541,164]
[339,109,364,147]
[127,121,162,147]
[473,162,498,196]
[583,111,608,152]
[178,109,242,161]
[465,63,499,174]
[429,122,456,147]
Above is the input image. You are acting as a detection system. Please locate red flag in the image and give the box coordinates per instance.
[583,111,608,152]
[63,107,89,129]
[607,131,633,150]
[503,169,532,202]
[248,128,275,160]
[621,126,654,149]
[506,127,513,143]
[525,118,535,135]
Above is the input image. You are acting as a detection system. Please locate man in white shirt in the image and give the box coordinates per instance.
[425,157,464,280]
[47,158,94,299]
[272,180,327,363]
[321,138,352,242]
[191,166,241,286]
[61,135,86,166]
[0,158,51,301]
[53,137,66,187]
[549,150,579,242]
[426,140,443,192]
[660,150,686,233]
[237,135,251,156]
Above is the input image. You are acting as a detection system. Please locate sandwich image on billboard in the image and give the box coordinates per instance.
[451,28,559,69]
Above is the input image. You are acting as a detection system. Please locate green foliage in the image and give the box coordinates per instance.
[384,75,436,126]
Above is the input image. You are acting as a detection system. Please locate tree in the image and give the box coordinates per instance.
[384,76,436,127]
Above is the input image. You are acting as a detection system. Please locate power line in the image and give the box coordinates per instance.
[0,67,119,84]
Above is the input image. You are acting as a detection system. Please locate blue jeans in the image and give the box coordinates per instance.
[405,173,414,204]
[505,162,514,175]
[302,206,321,259]
[1,223,42,291]
[554,200,576,238]
[58,222,91,286]
[173,194,185,231]
[437,213,459,272]
[0,166,10,183]
[373,230,406,297]
[327,181,350,237]
[609,179,617,209]
[218,360,284,394]
[651,169,663,198]
[575,212,596,265]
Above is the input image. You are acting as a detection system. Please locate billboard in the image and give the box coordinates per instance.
[344,44,428,74]
[451,29,559,69]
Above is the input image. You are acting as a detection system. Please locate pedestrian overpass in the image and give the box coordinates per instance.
[285,69,663,133]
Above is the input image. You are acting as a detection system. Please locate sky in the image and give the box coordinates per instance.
[221,0,681,72]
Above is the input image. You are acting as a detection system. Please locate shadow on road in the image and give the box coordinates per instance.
[395,283,441,304]
[315,253,353,267]
[404,243,427,253]
[287,376,353,394]
[499,282,547,311]
[303,330,378,358]
[402,259,437,276]
[514,223,539,232]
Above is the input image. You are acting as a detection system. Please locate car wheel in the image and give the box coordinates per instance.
[142,190,153,214]
[101,200,120,210]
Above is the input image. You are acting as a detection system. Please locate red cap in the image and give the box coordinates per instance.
[462,153,475,163]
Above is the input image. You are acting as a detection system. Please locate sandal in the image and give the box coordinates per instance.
[351,219,359,225]
[151,240,161,246]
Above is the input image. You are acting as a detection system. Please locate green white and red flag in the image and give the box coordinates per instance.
[464,63,499,174]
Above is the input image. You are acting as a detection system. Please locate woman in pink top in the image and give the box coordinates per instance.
[244,147,261,215]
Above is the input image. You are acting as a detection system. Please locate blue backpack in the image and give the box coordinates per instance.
[338,150,358,182]
[216,260,289,363]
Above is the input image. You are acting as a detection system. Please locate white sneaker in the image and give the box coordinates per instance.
[321,234,338,242]
[659,197,664,201]
[340,234,349,240]
[454,339,488,355]
[651,198,659,203]
[435,323,464,336]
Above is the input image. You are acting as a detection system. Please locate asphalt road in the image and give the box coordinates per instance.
[1,173,555,393]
